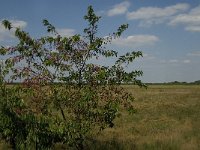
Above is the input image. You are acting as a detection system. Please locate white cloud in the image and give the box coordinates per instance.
[162,59,191,64]
[183,59,191,63]
[112,35,159,48]
[169,5,200,32]
[57,28,75,37]
[143,53,155,60]
[127,3,190,26]
[97,10,106,16]
[185,26,200,32]
[169,59,179,63]
[187,51,200,56]
[107,1,130,16]
[10,20,27,28]
[0,20,27,41]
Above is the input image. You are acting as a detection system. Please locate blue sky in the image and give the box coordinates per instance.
[0,0,200,83]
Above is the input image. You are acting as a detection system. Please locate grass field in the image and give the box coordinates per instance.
[1,85,200,150]
[86,85,200,150]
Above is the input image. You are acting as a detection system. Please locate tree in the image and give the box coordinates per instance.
[0,6,145,149]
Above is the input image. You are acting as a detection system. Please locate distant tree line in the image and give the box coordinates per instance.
[146,80,200,85]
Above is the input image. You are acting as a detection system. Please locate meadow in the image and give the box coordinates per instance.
[86,85,200,150]
[1,84,200,150]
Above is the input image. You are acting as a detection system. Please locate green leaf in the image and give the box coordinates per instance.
[42,19,56,33]
[2,20,12,30]
[0,46,7,55]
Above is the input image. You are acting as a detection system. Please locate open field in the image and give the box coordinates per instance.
[1,85,200,149]
[87,85,200,150]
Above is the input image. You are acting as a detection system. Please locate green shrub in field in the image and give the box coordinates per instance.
[0,6,145,149]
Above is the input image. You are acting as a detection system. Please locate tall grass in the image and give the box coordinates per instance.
[89,85,200,150]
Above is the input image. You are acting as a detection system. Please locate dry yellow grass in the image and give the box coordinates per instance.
[90,85,200,150]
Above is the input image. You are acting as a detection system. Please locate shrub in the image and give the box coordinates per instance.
[0,6,145,149]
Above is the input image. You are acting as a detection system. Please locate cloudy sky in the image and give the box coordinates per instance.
[0,0,200,83]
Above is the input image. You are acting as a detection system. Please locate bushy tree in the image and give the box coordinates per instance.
[0,6,145,149]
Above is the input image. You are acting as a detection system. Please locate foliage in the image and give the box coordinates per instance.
[0,6,145,149]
